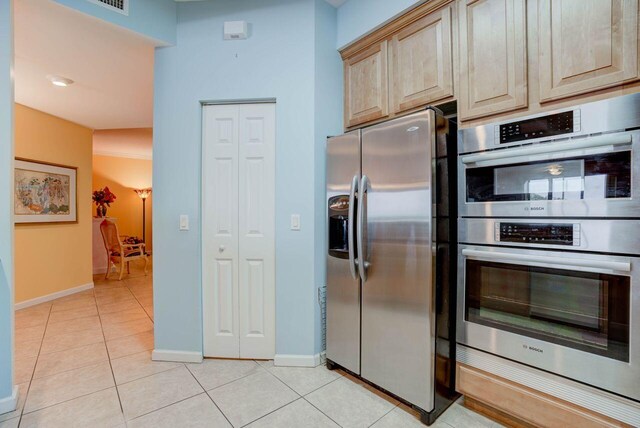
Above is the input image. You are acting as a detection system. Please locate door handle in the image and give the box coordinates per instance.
[461,134,632,167]
[357,175,370,282]
[219,245,225,253]
[462,248,631,272]
[348,174,359,280]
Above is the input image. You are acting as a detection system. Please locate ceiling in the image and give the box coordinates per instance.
[13,0,346,131]
[14,0,157,130]
[93,128,153,160]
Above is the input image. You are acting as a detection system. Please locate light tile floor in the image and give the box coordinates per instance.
[4,263,503,428]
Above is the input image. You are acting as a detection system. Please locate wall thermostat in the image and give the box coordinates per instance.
[224,21,248,40]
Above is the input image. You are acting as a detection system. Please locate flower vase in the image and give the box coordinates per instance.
[97,205,107,217]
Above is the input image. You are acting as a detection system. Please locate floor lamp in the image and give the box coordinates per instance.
[134,188,152,245]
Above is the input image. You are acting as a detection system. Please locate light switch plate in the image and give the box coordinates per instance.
[179,215,189,231]
[291,214,300,231]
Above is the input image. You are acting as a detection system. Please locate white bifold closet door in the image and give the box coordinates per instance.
[202,103,276,360]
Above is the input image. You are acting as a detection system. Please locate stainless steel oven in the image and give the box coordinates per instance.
[457,218,640,401]
[459,93,640,218]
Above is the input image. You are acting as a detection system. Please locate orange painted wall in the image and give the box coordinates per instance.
[92,154,153,251]
[14,104,93,303]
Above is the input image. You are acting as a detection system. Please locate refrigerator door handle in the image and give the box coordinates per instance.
[348,174,359,280]
[357,175,370,282]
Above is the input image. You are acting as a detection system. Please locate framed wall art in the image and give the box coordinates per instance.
[14,158,78,224]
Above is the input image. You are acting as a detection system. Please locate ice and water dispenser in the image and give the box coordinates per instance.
[328,195,351,259]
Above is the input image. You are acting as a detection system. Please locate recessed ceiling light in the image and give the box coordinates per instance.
[46,75,74,87]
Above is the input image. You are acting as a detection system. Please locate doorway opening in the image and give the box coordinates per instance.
[12,0,157,416]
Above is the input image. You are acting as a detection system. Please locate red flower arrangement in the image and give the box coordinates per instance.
[93,186,116,206]
[92,187,116,217]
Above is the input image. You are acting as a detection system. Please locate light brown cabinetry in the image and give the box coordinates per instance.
[344,41,389,128]
[458,0,527,120]
[457,364,632,428]
[341,0,455,129]
[389,6,454,114]
[537,0,640,102]
[341,0,640,129]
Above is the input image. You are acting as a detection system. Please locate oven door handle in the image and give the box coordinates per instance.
[461,134,632,166]
[461,249,631,272]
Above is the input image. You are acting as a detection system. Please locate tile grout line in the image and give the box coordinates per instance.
[20,386,116,417]
[258,361,346,427]
[260,360,347,397]
[237,363,344,428]
[94,290,127,418]
[183,363,234,427]
[300,396,344,428]
[18,300,119,417]
[238,397,308,428]
[365,403,398,427]
[15,275,151,422]
[122,276,154,322]
[299,377,346,428]
[186,361,267,393]
[16,301,54,427]
[30,296,105,382]
[120,369,201,424]
[28,355,109,384]
[113,359,184,388]
[125,392,204,425]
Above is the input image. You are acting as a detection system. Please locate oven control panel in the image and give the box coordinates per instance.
[495,110,581,144]
[495,223,580,246]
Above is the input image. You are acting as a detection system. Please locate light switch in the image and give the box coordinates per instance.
[291,214,301,231]
[179,215,189,231]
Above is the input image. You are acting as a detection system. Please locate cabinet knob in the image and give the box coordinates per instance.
[219,245,225,253]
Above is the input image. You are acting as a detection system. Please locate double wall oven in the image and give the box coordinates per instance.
[457,94,640,402]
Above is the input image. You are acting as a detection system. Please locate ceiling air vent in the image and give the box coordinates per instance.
[88,0,129,16]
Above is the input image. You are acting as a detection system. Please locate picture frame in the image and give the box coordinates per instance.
[14,158,78,224]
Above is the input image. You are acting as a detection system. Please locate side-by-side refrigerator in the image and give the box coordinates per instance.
[326,108,458,425]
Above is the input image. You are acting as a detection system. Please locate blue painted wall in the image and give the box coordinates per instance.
[313,0,343,353]
[53,0,176,45]
[0,0,15,404]
[153,0,342,358]
[336,0,423,48]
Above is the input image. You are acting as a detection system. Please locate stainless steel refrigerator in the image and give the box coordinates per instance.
[326,108,458,425]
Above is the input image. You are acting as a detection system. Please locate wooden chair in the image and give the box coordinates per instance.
[100,219,149,280]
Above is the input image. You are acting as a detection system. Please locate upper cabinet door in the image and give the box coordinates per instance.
[458,0,527,120]
[538,0,639,102]
[344,41,389,128]
[390,5,454,114]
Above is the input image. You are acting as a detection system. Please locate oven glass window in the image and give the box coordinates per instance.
[466,151,631,202]
[465,260,630,362]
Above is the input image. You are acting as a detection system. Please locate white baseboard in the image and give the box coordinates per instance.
[274,353,321,368]
[14,282,94,310]
[0,386,18,415]
[152,349,203,363]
